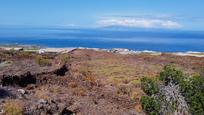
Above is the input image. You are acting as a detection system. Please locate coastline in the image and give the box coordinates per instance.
[1,44,204,58]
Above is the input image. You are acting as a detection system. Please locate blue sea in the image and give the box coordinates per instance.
[0,27,204,52]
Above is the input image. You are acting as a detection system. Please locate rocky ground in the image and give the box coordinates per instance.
[0,49,204,115]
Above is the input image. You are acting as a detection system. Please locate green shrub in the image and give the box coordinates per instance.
[19,51,33,57]
[59,54,70,64]
[140,96,161,115]
[183,76,204,114]
[140,65,204,114]
[35,56,51,67]
[179,79,193,98]
[191,76,204,94]
[159,65,184,85]
[199,67,204,77]
[189,92,204,114]
[141,77,159,96]
[160,65,204,114]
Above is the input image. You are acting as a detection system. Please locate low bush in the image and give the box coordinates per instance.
[159,65,184,85]
[82,71,96,83]
[141,77,159,96]
[59,54,70,64]
[3,100,23,115]
[35,56,52,67]
[18,51,33,57]
[117,85,131,95]
[140,96,161,115]
[130,91,140,100]
[189,92,204,114]
[199,67,204,77]
[140,65,204,114]
[135,104,143,113]
[182,75,204,114]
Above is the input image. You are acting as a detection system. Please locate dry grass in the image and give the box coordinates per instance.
[82,71,96,83]
[68,49,204,107]
[3,100,23,115]
[74,55,160,101]
[58,54,70,64]
[88,58,136,78]
[107,76,129,86]
[78,57,162,87]
[72,87,86,96]
[49,86,63,94]
[117,84,132,95]
[34,86,51,100]
[69,81,78,88]
[18,51,33,57]
[35,56,52,67]
[135,104,143,113]
[130,89,144,101]
[130,79,141,87]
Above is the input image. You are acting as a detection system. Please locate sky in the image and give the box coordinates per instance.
[0,0,203,30]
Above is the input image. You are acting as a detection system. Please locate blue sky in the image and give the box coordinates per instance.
[0,0,203,30]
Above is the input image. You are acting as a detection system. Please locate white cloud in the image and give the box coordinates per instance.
[97,18,181,29]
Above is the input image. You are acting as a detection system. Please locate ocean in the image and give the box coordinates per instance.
[0,27,204,52]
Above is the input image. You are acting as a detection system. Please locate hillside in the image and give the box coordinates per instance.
[0,49,204,115]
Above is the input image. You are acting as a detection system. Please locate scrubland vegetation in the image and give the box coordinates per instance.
[140,65,204,114]
[1,49,204,114]
[35,56,52,67]
[3,100,23,115]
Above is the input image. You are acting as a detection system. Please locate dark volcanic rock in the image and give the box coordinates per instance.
[54,65,68,76]
[1,71,36,87]
[61,107,74,115]
[0,88,12,99]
